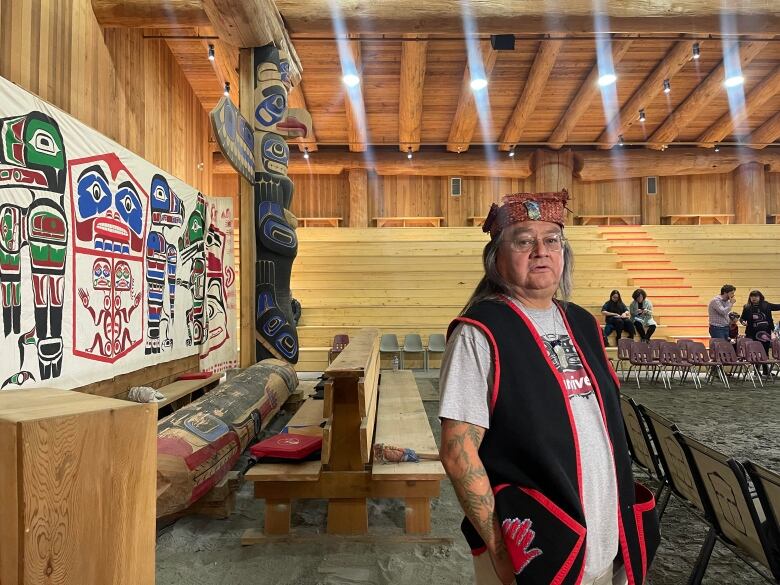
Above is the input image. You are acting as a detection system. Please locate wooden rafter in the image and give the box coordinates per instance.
[749,111,780,148]
[344,39,367,153]
[597,40,696,149]
[398,36,428,153]
[446,41,498,153]
[288,83,318,152]
[697,64,780,147]
[498,39,563,151]
[648,40,769,149]
[547,39,634,149]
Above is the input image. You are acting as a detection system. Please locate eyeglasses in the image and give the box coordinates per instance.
[507,234,566,253]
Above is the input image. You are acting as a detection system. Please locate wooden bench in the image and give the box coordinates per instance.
[154,373,222,416]
[243,328,445,541]
[374,216,444,228]
[662,214,735,225]
[575,214,641,226]
[767,214,780,225]
[297,216,342,228]
[467,216,485,227]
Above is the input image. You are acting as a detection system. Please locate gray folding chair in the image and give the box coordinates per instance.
[380,333,403,368]
[402,333,426,370]
[426,333,446,371]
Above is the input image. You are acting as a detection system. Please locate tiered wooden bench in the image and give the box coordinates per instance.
[297,216,342,228]
[661,213,734,225]
[575,214,641,226]
[243,328,445,541]
[374,216,444,228]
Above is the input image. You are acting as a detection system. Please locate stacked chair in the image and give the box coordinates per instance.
[620,395,780,584]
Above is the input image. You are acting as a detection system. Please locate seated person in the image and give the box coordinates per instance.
[630,288,657,341]
[601,289,635,346]
[728,312,740,347]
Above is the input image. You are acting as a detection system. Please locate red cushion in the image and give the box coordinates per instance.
[249,433,322,460]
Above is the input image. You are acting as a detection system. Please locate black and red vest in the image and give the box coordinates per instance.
[448,297,660,585]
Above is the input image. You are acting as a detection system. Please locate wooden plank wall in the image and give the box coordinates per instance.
[0,0,212,195]
[286,172,780,225]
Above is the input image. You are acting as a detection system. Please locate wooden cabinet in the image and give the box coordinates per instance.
[0,389,156,585]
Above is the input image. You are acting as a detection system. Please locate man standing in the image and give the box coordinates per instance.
[708,284,736,339]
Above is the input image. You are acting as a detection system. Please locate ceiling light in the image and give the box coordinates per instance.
[692,43,701,60]
[303,147,309,160]
[342,73,360,88]
[618,135,624,146]
[714,144,720,152]
[639,109,646,123]
[508,147,515,158]
[663,79,671,94]
[470,78,488,91]
[457,146,462,154]
[724,75,744,88]
[597,73,617,87]
[223,82,230,97]
[407,147,413,160]
[208,44,215,61]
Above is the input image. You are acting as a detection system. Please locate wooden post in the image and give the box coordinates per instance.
[734,162,767,224]
[531,148,575,224]
[641,176,661,225]
[348,168,368,227]
[239,48,255,367]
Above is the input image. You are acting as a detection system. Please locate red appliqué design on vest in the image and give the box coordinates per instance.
[501,517,543,574]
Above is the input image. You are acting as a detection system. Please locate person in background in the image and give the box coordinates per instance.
[708,284,736,340]
[740,290,780,375]
[728,312,740,349]
[630,289,656,342]
[601,290,635,346]
[439,191,659,585]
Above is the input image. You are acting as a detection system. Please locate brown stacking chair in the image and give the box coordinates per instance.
[686,341,725,387]
[626,341,661,389]
[678,433,780,584]
[328,334,350,363]
[658,341,694,389]
[745,340,780,382]
[710,338,759,388]
[614,338,634,380]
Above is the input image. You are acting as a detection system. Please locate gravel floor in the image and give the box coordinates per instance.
[156,372,778,585]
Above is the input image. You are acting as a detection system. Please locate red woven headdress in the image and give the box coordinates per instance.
[482,190,569,238]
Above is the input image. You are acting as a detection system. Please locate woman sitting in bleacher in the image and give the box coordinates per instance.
[630,288,657,342]
[601,289,635,346]
[739,290,780,373]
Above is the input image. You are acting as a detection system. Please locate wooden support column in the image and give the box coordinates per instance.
[348,168,369,227]
[239,48,255,367]
[641,177,661,225]
[531,149,576,224]
[734,162,767,224]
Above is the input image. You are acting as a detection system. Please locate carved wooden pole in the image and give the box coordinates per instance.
[734,162,767,224]
[531,149,576,224]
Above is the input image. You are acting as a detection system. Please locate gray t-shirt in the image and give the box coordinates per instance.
[439,299,619,581]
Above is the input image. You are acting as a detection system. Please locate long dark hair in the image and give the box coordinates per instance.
[745,289,766,309]
[608,289,623,304]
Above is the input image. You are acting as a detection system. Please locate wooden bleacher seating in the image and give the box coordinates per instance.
[296,216,342,228]
[291,225,780,370]
[373,216,444,228]
[661,214,735,225]
[243,328,445,540]
[575,214,641,226]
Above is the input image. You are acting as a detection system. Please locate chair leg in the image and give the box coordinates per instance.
[657,486,672,521]
[687,527,717,585]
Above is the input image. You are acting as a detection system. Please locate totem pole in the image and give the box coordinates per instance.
[0,111,68,384]
[210,43,311,365]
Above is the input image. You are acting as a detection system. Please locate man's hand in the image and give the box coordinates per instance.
[488,544,516,585]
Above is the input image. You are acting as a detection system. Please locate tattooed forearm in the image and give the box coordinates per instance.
[440,420,507,558]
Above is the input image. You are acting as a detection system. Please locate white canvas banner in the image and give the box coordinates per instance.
[0,75,218,390]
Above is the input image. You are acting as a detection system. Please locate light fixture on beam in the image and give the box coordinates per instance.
[508,146,516,158]
[303,147,310,160]
[407,146,413,160]
[692,43,701,60]
[470,78,488,91]
[597,73,617,87]
[663,79,671,94]
[223,82,230,97]
[618,135,625,146]
[342,73,360,88]
[724,75,744,88]
[714,144,720,152]
[639,109,646,123]
[208,44,215,61]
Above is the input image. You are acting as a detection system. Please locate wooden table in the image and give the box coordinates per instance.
[374,216,444,228]
[662,214,735,225]
[575,214,641,226]
[296,217,342,228]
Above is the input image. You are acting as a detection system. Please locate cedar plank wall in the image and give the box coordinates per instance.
[288,172,780,224]
[0,0,214,396]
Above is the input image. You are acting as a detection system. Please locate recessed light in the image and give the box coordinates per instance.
[470,78,488,91]
[597,73,617,87]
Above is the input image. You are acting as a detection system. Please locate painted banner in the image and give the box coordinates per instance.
[0,75,236,390]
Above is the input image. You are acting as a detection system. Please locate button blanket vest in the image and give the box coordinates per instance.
[447,297,660,585]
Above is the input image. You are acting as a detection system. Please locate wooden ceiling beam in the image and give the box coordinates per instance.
[697,64,780,147]
[288,83,318,152]
[344,39,367,153]
[398,36,428,153]
[498,39,563,151]
[446,41,498,153]
[597,40,696,149]
[578,147,780,180]
[648,40,768,149]
[748,111,780,149]
[547,39,634,150]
